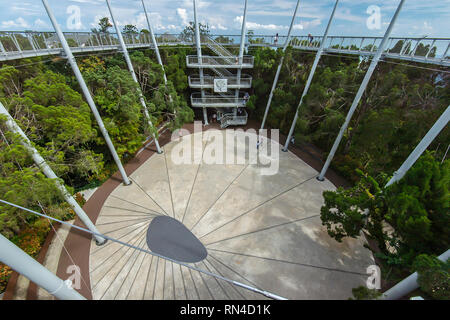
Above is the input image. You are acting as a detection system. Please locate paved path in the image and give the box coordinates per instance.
[89,129,374,300]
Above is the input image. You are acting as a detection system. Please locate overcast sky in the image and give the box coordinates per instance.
[1,0,449,38]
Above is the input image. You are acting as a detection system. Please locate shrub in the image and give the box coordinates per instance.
[413,254,450,300]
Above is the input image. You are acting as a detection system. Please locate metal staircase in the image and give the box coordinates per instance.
[204,35,235,61]
[188,34,253,127]
[219,109,248,128]
[206,56,234,77]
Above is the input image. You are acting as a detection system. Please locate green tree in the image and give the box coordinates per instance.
[92,17,112,33]
[413,254,449,300]
[180,21,210,42]
[320,152,449,268]
[123,24,138,34]
[0,119,65,238]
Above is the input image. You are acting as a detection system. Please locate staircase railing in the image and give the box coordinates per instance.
[203,35,234,58]
[191,93,246,106]
[220,110,248,128]
[206,56,234,77]
[188,74,252,87]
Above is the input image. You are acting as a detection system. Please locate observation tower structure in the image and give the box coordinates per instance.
[187,0,253,128]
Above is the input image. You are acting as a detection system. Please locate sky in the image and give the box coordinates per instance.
[1,0,449,38]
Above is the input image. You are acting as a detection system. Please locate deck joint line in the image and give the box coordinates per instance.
[181,131,211,224]
[152,258,159,300]
[188,267,201,300]
[180,264,189,300]
[206,256,246,300]
[93,231,146,294]
[162,146,176,218]
[198,174,318,239]
[128,177,170,216]
[141,255,154,300]
[125,246,147,300]
[205,214,320,246]
[203,260,230,300]
[190,163,250,232]
[194,262,215,300]
[112,236,147,300]
[209,248,367,277]
[91,222,148,255]
[95,215,154,226]
[109,194,167,216]
[208,253,262,292]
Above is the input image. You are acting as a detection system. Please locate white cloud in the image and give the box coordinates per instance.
[235,16,286,31]
[293,18,322,30]
[234,15,320,32]
[11,3,41,17]
[1,17,30,29]
[182,0,211,9]
[177,8,189,26]
[34,19,49,28]
[69,0,103,3]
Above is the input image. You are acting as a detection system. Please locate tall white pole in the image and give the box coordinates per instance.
[283,0,339,152]
[238,0,248,61]
[141,0,168,84]
[236,0,248,109]
[385,105,449,187]
[383,249,450,300]
[260,0,301,131]
[0,233,86,300]
[0,102,106,245]
[193,0,208,125]
[317,0,405,181]
[106,0,162,154]
[42,0,131,186]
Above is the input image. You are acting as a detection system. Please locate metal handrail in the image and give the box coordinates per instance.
[191,93,248,106]
[205,56,234,76]
[188,74,252,87]
[186,55,254,67]
[220,110,248,128]
[0,31,448,65]
[203,35,234,58]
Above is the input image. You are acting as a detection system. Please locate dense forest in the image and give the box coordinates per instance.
[0,22,448,297]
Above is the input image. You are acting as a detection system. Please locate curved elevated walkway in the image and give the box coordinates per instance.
[1,31,448,66]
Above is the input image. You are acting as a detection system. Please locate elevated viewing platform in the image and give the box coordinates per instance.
[190,92,248,108]
[188,74,252,89]
[186,55,254,68]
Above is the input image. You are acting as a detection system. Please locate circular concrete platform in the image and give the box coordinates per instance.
[89,130,374,300]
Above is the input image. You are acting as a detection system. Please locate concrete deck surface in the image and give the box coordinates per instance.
[89,130,374,300]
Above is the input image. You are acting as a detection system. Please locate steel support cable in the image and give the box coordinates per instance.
[36,200,91,293]
[0,198,287,300]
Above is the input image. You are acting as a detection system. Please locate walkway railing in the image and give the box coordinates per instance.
[0,31,448,66]
[204,55,234,77]
[220,110,248,128]
[186,55,254,68]
[203,35,234,58]
[191,92,247,107]
[251,34,450,65]
[188,74,252,88]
